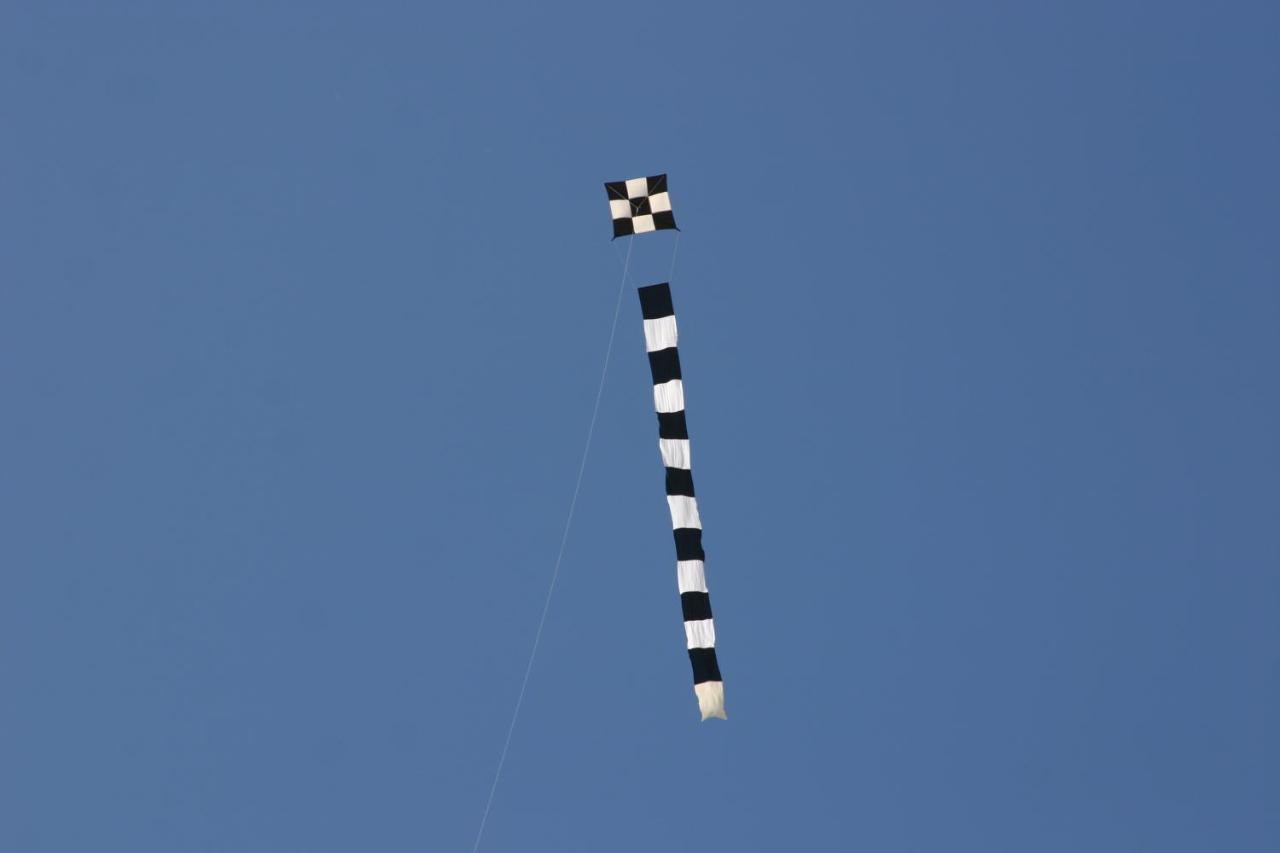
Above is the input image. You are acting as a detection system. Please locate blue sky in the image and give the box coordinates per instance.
[2,2,1277,851]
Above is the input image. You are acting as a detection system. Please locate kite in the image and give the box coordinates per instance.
[605,174,678,238]
[605,174,726,721]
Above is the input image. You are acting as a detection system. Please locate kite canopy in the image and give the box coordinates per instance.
[604,174,678,238]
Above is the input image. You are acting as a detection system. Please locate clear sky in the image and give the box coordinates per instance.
[3,2,1277,851]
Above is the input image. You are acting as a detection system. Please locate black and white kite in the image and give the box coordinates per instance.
[604,174,678,239]
[604,173,725,721]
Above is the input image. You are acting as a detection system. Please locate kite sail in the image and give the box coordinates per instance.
[605,174,678,238]
[604,174,726,721]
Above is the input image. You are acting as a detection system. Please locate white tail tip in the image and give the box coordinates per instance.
[694,681,727,721]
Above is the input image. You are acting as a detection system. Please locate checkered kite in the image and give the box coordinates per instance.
[605,173,724,721]
[605,174,678,238]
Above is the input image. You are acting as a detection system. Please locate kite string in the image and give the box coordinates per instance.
[472,236,634,853]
